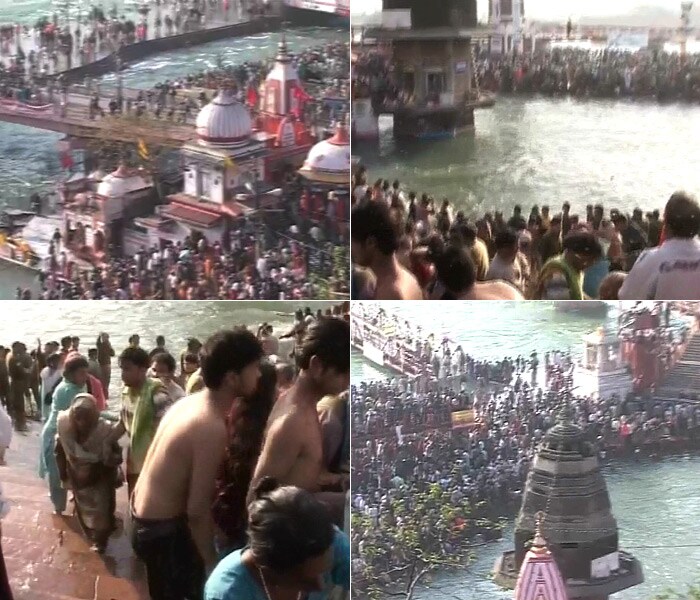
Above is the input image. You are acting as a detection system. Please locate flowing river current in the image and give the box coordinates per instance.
[351,302,700,599]
[354,95,700,218]
[0,299,334,405]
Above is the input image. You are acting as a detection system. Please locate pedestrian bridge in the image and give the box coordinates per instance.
[0,91,195,146]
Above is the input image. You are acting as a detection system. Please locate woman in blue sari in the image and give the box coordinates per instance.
[39,353,89,514]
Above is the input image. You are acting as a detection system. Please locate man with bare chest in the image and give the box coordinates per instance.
[250,317,350,526]
[130,329,263,600]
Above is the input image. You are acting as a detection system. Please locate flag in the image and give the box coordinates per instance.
[137,139,150,161]
[223,155,237,173]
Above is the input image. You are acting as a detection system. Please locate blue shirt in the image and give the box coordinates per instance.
[204,527,350,600]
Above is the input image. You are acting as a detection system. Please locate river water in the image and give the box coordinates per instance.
[0,299,334,405]
[351,301,700,599]
[354,96,700,218]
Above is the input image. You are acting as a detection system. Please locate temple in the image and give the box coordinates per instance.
[494,408,644,600]
[514,513,568,600]
[51,54,344,260]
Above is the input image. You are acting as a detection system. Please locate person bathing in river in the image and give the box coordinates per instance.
[429,243,523,300]
[130,329,263,599]
[56,393,122,553]
[351,199,422,300]
[250,317,350,527]
[532,231,603,300]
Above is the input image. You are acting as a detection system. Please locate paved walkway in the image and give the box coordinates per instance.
[1,423,148,600]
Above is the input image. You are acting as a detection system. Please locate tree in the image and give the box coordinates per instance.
[352,484,503,600]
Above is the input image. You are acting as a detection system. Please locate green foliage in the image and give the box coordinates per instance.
[354,487,498,600]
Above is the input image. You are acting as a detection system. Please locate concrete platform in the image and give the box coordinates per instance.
[1,423,148,600]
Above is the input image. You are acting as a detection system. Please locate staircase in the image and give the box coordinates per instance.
[1,424,149,600]
[658,334,700,395]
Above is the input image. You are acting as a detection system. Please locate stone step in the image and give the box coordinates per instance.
[1,424,148,600]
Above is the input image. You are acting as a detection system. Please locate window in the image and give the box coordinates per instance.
[426,71,446,96]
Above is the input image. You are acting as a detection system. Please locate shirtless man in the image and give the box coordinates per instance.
[250,317,350,526]
[351,199,423,300]
[432,244,524,300]
[130,329,263,600]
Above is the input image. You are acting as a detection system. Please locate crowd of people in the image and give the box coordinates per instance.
[0,304,351,600]
[478,47,700,102]
[353,47,700,111]
[0,0,264,79]
[19,212,348,300]
[351,325,700,592]
[351,169,700,301]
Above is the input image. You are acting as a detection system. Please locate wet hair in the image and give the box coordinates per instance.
[351,199,400,255]
[434,244,476,295]
[200,328,263,389]
[184,351,200,364]
[494,228,519,251]
[212,363,278,545]
[119,347,150,370]
[156,335,165,346]
[296,317,350,373]
[187,337,202,351]
[562,231,603,258]
[276,362,296,387]
[247,477,335,572]
[665,191,700,238]
[152,352,177,374]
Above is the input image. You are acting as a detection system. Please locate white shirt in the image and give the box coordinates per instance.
[619,238,700,300]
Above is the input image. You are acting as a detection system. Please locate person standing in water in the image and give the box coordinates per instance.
[250,317,350,526]
[130,329,263,599]
[95,332,114,393]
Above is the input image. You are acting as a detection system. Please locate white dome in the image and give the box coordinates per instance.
[196,89,252,148]
[300,123,350,183]
[97,165,151,198]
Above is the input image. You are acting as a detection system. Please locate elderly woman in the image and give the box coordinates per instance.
[39,353,90,515]
[56,394,122,553]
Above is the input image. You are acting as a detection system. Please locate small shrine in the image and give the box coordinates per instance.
[514,514,568,600]
[573,325,634,400]
[252,36,315,180]
[61,163,156,258]
[129,87,281,252]
[296,119,350,235]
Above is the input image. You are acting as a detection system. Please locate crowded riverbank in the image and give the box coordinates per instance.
[0,300,351,599]
[351,166,700,300]
[350,301,700,600]
[354,47,700,109]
